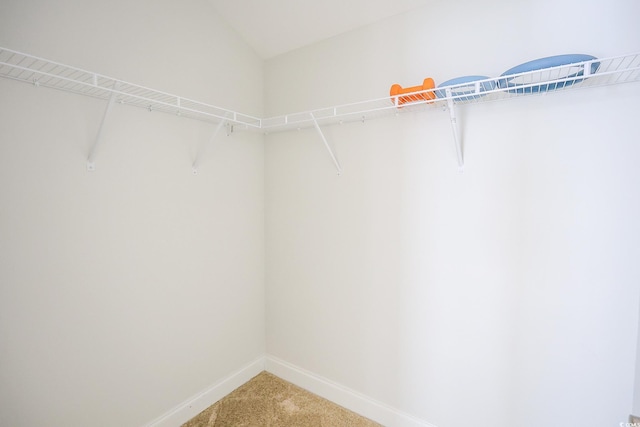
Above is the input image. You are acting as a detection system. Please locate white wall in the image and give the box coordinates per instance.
[0,1,264,426]
[265,1,640,426]
[2,1,640,426]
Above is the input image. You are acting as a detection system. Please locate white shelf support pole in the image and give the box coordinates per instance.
[87,83,119,171]
[310,113,342,175]
[192,119,226,175]
[445,88,464,170]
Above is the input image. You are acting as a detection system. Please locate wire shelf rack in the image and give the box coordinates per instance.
[1,46,639,135]
[0,46,262,129]
[261,53,640,132]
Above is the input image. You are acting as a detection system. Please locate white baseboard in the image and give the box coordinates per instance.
[143,356,265,427]
[143,354,437,427]
[264,355,438,427]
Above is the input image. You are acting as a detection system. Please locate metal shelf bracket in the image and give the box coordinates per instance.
[87,82,119,171]
[310,113,342,175]
[445,88,464,170]
[192,119,227,175]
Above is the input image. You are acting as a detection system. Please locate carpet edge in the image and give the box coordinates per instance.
[264,355,438,427]
[142,356,266,427]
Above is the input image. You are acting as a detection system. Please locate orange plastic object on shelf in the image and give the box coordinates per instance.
[390,78,436,105]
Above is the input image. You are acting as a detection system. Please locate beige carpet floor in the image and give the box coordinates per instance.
[181,371,383,427]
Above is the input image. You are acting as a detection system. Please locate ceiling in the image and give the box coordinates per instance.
[209,0,429,59]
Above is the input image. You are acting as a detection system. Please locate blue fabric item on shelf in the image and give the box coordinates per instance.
[498,54,600,93]
[435,75,496,100]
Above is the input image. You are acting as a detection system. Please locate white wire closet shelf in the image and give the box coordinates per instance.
[2,46,640,172]
[0,46,262,129]
[1,46,639,134]
[263,53,640,132]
